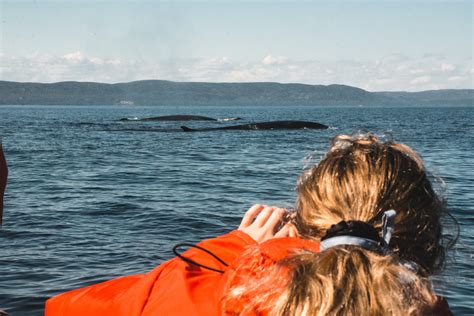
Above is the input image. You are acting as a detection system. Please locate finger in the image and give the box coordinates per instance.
[274,223,291,238]
[289,225,299,238]
[239,204,264,228]
[253,206,276,227]
[263,208,285,230]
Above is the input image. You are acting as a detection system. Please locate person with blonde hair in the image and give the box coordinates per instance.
[46,133,454,315]
[223,133,454,315]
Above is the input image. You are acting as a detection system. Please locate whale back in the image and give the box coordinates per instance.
[181,120,328,132]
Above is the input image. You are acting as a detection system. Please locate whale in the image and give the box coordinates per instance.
[120,115,241,122]
[181,120,328,132]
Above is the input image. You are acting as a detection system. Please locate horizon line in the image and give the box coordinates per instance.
[1,79,473,94]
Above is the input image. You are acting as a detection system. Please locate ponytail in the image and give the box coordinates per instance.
[276,249,437,316]
[222,246,438,316]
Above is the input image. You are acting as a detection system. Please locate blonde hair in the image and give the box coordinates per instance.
[296,133,445,273]
[278,250,439,315]
[223,133,450,315]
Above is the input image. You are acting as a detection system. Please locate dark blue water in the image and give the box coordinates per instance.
[0,105,472,315]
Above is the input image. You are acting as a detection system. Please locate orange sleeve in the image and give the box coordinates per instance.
[142,230,257,316]
[45,230,256,316]
[176,230,257,270]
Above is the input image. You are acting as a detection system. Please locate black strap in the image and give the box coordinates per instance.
[172,243,229,274]
[321,220,382,244]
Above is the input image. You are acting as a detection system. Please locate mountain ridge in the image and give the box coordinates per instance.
[0,80,472,106]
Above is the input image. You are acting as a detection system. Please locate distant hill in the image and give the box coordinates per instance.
[0,80,472,106]
[375,90,474,106]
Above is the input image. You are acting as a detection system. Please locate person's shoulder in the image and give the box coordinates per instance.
[229,237,320,271]
[220,237,320,315]
[257,237,320,261]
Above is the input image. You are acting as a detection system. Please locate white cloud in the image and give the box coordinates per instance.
[0,52,472,91]
[262,54,287,65]
[106,58,122,65]
[90,57,104,65]
[376,54,409,66]
[441,63,455,72]
[410,76,432,85]
[63,51,86,62]
[373,78,393,85]
[227,69,256,81]
[448,76,467,82]
[409,68,425,74]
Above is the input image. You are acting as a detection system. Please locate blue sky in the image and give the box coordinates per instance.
[1,0,472,91]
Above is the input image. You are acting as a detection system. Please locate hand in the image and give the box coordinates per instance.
[238,204,298,243]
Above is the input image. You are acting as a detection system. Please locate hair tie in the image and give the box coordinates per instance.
[320,210,397,253]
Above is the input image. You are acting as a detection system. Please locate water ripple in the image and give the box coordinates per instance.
[0,105,473,314]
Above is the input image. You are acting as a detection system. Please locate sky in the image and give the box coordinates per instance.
[0,0,472,91]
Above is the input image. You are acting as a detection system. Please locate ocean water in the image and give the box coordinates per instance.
[0,105,472,315]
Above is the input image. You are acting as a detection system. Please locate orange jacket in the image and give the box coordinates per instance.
[46,230,256,316]
[45,231,319,316]
[45,231,452,316]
